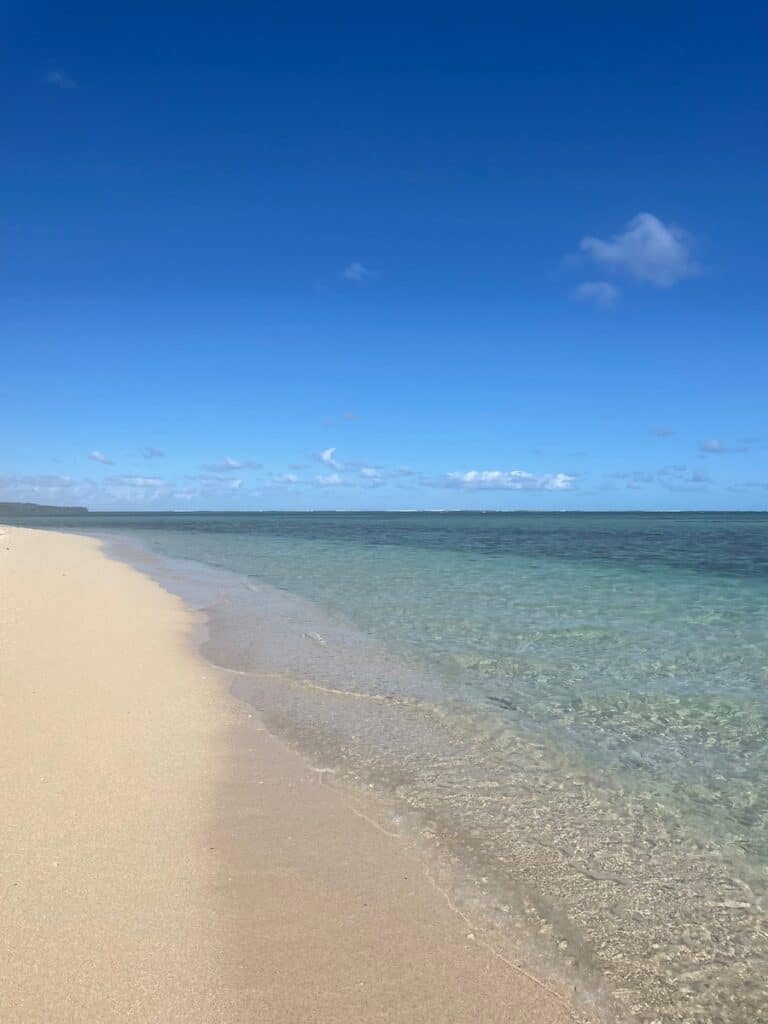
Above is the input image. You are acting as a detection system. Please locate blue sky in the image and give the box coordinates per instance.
[3,4,766,510]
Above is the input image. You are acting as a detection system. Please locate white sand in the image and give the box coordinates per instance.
[0,526,582,1022]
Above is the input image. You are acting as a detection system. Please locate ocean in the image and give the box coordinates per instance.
[10,511,768,1022]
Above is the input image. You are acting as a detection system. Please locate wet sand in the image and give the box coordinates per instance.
[0,525,583,1022]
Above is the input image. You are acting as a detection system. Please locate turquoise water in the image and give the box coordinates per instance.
[10,511,768,1022]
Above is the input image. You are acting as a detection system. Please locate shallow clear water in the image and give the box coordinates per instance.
[10,511,768,1022]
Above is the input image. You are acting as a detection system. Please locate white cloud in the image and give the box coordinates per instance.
[442,470,575,491]
[359,467,381,479]
[46,71,76,89]
[342,262,369,281]
[678,470,709,487]
[108,475,164,488]
[580,212,697,287]
[315,472,344,486]
[0,466,261,509]
[570,281,619,307]
[88,450,113,465]
[192,473,249,491]
[271,473,299,485]
[731,480,768,491]
[319,447,340,469]
[605,465,710,492]
[699,439,748,455]
[202,456,261,472]
[0,474,78,497]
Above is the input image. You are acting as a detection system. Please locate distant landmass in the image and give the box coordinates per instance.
[0,501,88,515]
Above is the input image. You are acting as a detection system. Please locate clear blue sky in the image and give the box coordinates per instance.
[4,3,766,510]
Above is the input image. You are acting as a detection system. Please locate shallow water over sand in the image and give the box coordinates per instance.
[12,512,768,1022]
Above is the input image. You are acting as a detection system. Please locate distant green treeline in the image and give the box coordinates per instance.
[0,501,88,515]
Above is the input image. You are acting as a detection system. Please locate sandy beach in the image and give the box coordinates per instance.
[0,525,581,1023]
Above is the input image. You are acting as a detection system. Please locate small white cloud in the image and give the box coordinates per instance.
[443,470,575,491]
[315,472,344,486]
[109,475,164,488]
[202,456,261,472]
[731,480,768,491]
[570,281,619,307]
[605,465,710,491]
[142,446,165,458]
[319,447,340,469]
[88,450,113,465]
[699,439,747,454]
[580,212,697,287]
[46,71,76,89]
[272,472,299,485]
[659,467,710,490]
[359,467,381,479]
[0,473,78,497]
[342,262,369,282]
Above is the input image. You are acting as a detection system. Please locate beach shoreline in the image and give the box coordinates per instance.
[0,525,583,1023]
